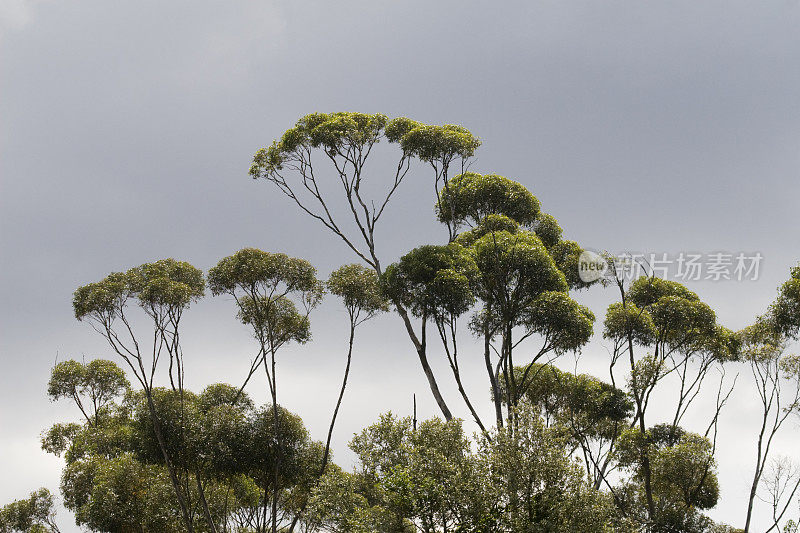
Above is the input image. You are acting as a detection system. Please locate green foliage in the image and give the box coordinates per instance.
[771,263,800,339]
[208,248,321,298]
[250,112,389,175]
[453,214,521,247]
[615,425,720,529]
[310,409,617,532]
[480,405,617,532]
[399,124,481,163]
[238,295,312,344]
[627,276,700,308]
[73,259,204,322]
[435,172,540,228]
[603,302,657,345]
[0,488,57,533]
[327,264,389,318]
[209,248,323,345]
[549,239,596,291]
[44,377,324,532]
[48,359,130,423]
[533,212,563,249]
[383,244,478,319]
[472,230,568,321]
[520,291,595,355]
[70,453,182,532]
[604,277,732,360]
[515,363,633,442]
[306,467,399,533]
[128,259,205,311]
[249,112,479,180]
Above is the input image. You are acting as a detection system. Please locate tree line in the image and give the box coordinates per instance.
[2,112,799,533]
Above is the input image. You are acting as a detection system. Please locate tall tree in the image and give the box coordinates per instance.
[208,248,323,533]
[72,259,205,532]
[322,264,388,472]
[249,112,480,420]
[602,271,737,528]
[741,263,800,533]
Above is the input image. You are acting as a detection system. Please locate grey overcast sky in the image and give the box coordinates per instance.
[1,1,799,530]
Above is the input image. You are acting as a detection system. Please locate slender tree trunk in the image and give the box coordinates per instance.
[320,321,356,473]
[395,306,453,420]
[196,473,219,533]
[270,348,279,533]
[744,393,772,533]
[485,331,503,428]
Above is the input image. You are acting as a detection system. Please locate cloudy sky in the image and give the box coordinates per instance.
[1,1,799,530]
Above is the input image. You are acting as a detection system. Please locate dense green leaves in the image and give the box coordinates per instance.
[48,359,130,424]
[520,291,595,355]
[615,424,720,529]
[208,248,321,298]
[249,112,479,180]
[515,363,632,441]
[327,264,388,318]
[310,408,617,532]
[210,248,323,347]
[436,172,540,228]
[771,263,800,339]
[73,259,204,322]
[399,124,480,163]
[0,488,58,533]
[472,230,568,320]
[383,244,478,319]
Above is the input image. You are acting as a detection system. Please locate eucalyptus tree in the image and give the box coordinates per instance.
[512,362,633,489]
[602,272,737,527]
[47,359,130,427]
[0,488,60,533]
[249,112,481,420]
[322,264,388,472]
[771,264,800,339]
[72,259,205,532]
[382,244,488,432]
[740,264,800,533]
[208,247,323,533]
[465,221,580,428]
[43,361,247,532]
[434,171,598,430]
[613,424,721,532]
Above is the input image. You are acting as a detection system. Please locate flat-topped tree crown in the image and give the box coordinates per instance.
[603,302,658,346]
[435,172,540,229]
[628,277,718,346]
[383,244,478,320]
[627,276,700,307]
[327,264,389,318]
[250,112,390,175]
[72,272,132,321]
[398,124,480,163]
[209,248,323,346]
[471,230,568,320]
[519,291,595,355]
[73,260,205,323]
[128,259,205,313]
[208,248,322,300]
[605,276,736,361]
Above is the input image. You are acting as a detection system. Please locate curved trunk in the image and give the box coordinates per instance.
[395,305,453,420]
